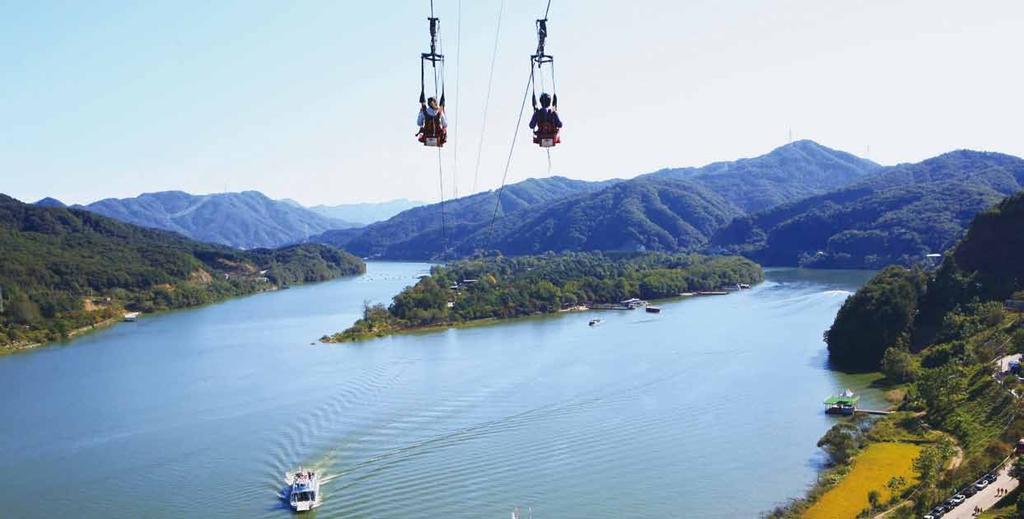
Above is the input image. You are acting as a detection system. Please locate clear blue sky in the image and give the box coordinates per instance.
[2,0,1023,205]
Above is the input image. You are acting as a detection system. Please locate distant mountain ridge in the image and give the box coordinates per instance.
[708,150,1024,268]
[78,190,358,250]
[33,197,67,208]
[646,140,882,212]
[331,141,883,259]
[308,199,424,226]
[326,176,619,258]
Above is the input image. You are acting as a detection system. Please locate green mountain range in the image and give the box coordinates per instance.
[0,194,364,349]
[77,190,358,250]
[328,177,617,258]
[709,150,1024,268]
[335,141,884,260]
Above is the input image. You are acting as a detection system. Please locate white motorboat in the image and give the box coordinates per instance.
[287,469,321,512]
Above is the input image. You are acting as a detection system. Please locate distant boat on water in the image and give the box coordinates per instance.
[122,312,140,322]
[645,306,661,313]
[589,319,603,326]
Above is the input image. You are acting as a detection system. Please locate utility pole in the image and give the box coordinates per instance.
[1,286,4,314]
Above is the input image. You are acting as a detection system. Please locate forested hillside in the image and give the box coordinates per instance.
[456,177,740,255]
[338,177,616,259]
[338,141,880,260]
[710,151,1024,268]
[647,139,882,212]
[80,190,356,249]
[0,195,365,349]
[818,192,1024,516]
[826,190,1024,371]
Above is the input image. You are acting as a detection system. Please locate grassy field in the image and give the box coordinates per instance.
[804,442,923,519]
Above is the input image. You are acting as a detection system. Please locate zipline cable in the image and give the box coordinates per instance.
[428,0,448,261]
[485,69,534,245]
[451,0,462,198]
[485,0,554,248]
[471,0,506,193]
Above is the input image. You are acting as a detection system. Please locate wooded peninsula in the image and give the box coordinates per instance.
[323,252,763,342]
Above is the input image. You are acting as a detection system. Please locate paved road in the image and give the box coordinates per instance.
[944,461,1018,519]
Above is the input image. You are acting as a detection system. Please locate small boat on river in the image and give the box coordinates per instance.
[287,469,321,512]
[823,389,859,416]
[589,319,603,326]
[645,306,661,314]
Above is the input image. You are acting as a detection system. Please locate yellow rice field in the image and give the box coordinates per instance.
[804,442,922,519]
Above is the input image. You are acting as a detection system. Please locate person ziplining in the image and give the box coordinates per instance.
[529,15,561,148]
[529,92,561,147]
[417,96,448,147]
[417,4,447,148]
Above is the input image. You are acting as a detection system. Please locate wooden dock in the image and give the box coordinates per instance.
[855,409,892,416]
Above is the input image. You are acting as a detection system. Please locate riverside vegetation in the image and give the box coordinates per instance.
[322,252,763,342]
[0,195,365,351]
[769,192,1024,518]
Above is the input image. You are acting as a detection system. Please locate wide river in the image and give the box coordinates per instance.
[0,262,880,518]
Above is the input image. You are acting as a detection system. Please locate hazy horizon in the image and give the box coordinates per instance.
[4,1,1023,205]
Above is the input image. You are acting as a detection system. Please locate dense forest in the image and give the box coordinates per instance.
[0,195,365,349]
[710,151,1024,268]
[330,141,881,259]
[817,191,1024,516]
[323,252,763,342]
[328,176,615,256]
[322,142,1024,272]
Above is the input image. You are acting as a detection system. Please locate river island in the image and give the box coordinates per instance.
[322,252,763,343]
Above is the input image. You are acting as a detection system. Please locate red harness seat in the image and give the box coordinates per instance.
[533,120,560,148]
[417,112,447,147]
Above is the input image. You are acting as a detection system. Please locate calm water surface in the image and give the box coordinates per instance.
[0,263,878,518]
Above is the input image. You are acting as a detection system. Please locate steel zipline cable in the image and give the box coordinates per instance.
[471,0,506,193]
[428,0,448,261]
[484,0,554,248]
[487,68,536,243]
[451,0,462,198]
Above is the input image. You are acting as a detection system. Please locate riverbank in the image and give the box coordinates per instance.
[2,279,329,355]
[1,316,122,356]
[322,288,753,343]
[320,291,711,343]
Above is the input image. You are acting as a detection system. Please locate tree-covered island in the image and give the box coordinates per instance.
[323,252,763,342]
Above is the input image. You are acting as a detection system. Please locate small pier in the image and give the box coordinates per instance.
[855,409,893,416]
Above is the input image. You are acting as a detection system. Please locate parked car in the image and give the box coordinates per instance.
[951,494,966,505]
[985,473,999,483]
[963,485,978,497]
[975,479,990,490]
